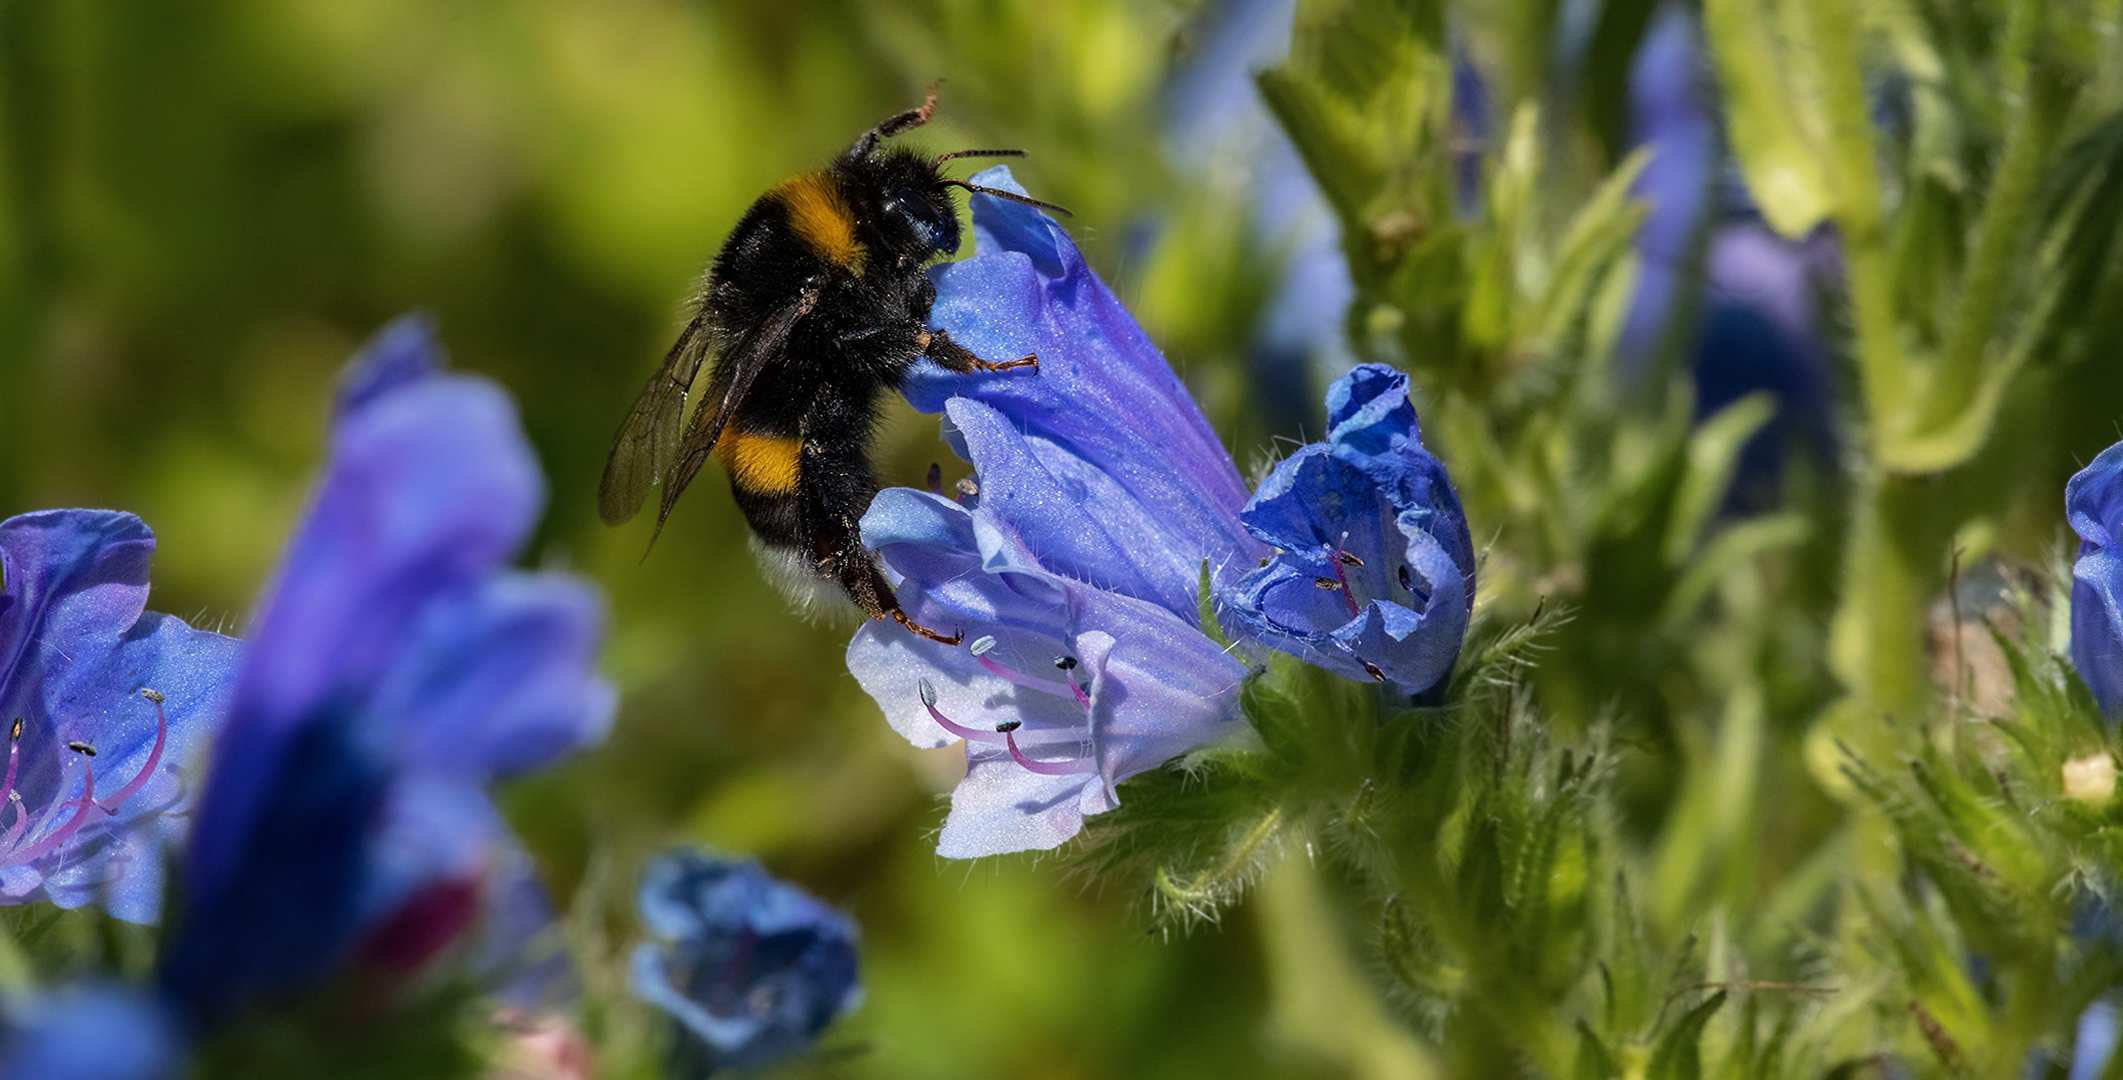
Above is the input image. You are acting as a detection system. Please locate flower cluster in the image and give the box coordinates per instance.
[849,167,1479,856]
[0,317,614,1077]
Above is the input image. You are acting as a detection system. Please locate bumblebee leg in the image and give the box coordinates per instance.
[801,422,964,646]
[922,328,1038,374]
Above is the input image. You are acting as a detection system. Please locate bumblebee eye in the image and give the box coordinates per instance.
[888,185,957,253]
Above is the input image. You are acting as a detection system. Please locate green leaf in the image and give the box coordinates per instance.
[1702,0,1833,237]
[1646,991,1727,1080]
[1663,392,1778,566]
[1573,1018,1621,1080]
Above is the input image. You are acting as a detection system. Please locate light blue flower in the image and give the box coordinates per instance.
[852,167,1257,856]
[2069,440,2123,719]
[1219,363,1475,699]
[631,848,860,1076]
[0,984,179,1080]
[0,511,239,923]
[157,316,614,1028]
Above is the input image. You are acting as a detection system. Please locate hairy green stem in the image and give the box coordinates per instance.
[1925,0,2071,435]
[1805,0,1904,443]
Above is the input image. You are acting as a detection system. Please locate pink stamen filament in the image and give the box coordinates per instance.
[1,797,29,854]
[5,759,96,867]
[98,695,168,815]
[1003,728,1097,775]
[921,694,1005,745]
[0,741,18,810]
[973,653,1081,702]
[1329,536,1361,619]
[919,691,1087,749]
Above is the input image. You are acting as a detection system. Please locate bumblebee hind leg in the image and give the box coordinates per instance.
[842,557,963,646]
[799,427,963,646]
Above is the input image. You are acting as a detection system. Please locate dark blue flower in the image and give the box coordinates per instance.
[2069,441,2123,719]
[0,984,179,1080]
[630,848,860,1076]
[1619,7,1835,504]
[1218,364,1475,698]
[0,510,240,923]
[157,315,614,1029]
[1164,0,1356,428]
[851,168,1256,856]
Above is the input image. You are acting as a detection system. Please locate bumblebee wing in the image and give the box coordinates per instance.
[652,285,819,539]
[598,311,720,526]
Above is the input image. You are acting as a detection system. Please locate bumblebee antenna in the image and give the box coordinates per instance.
[933,148,1028,166]
[942,179,1074,218]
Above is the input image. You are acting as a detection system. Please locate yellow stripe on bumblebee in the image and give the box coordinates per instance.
[769,173,868,274]
[714,432,803,496]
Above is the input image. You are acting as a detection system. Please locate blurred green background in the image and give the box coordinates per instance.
[0,1,1313,1076]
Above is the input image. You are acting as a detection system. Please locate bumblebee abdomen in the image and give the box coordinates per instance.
[766,172,868,275]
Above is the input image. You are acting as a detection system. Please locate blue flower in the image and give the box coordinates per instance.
[2068,998,2120,1080]
[2069,441,2123,719]
[157,316,614,1028]
[0,510,240,923]
[1619,8,1836,504]
[630,848,860,1076]
[1218,364,1475,699]
[0,984,180,1080]
[850,168,1257,857]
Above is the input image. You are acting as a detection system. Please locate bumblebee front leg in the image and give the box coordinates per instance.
[921,328,1039,374]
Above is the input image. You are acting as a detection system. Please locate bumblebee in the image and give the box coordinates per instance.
[598,89,1066,645]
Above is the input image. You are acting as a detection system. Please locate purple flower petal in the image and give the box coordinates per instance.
[1220,365,1475,698]
[2070,440,2123,718]
[164,316,611,1027]
[851,489,1247,856]
[910,167,1264,620]
[0,511,239,923]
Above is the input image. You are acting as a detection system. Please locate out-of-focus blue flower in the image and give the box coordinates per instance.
[157,316,614,1029]
[2069,998,2121,1080]
[1219,364,1475,699]
[0,511,239,923]
[1165,0,1355,433]
[1619,6,1835,505]
[0,984,180,1080]
[630,848,860,1076]
[851,167,1257,857]
[2069,441,2123,719]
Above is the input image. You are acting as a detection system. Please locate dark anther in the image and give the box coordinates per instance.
[1259,557,1270,567]
[1362,662,1388,683]
[1054,656,1078,671]
[926,463,943,494]
[141,688,165,704]
[956,477,981,498]
[65,741,96,758]
[995,721,1023,733]
[1339,551,1365,568]
[1397,565,1412,591]
[8,718,19,742]
[1315,577,1342,591]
